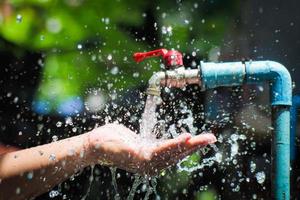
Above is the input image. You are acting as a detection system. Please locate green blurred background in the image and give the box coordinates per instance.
[0,0,237,115]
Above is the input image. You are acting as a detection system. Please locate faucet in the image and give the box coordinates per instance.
[134,48,292,200]
[133,48,200,100]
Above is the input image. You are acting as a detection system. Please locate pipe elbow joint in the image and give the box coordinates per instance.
[245,61,292,106]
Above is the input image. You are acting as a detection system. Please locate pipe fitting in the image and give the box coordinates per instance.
[245,61,292,106]
[146,68,201,96]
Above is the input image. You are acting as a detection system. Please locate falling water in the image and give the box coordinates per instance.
[126,175,142,200]
[140,95,161,138]
[110,167,121,200]
[81,165,95,200]
[124,94,162,200]
[127,176,159,200]
[143,179,153,200]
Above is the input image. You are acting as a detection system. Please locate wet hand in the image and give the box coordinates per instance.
[86,123,216,175]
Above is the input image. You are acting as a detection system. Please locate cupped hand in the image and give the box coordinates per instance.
[86,123,216,175]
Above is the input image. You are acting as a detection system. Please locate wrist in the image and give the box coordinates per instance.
[63,133,92,170]
[84,127,115,167]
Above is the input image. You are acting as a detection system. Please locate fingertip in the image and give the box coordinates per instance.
[203,133,217,143]
[187,133,217,146]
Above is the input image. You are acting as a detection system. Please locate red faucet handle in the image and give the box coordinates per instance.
[133,48,183,69]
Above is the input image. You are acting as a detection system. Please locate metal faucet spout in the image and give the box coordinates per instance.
[146,68,201,97]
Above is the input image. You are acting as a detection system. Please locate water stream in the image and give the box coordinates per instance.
[110,167,121,200]
[117,94,160,200]
[126,174,142,200]
[140,95,160,138]
[81,165,95,200]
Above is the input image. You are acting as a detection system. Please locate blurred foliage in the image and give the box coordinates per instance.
[0,0,238,113]
[180,152,201,168]
[195,189,217,200]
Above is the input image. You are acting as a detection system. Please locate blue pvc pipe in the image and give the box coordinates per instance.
[200,60,292,200]
[291,95,300,161]
[272,106,290,199]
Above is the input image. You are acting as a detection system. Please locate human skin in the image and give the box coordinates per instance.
[0,123,216,200]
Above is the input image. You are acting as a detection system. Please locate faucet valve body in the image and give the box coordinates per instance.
[133,49,200,98]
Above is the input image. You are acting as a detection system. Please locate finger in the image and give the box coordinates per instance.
[152,134,217,171]
[160,133,216,158]
[168,134,217,165]
[155,133,192,153]
[185,133,216,148]
[148,133,215,171]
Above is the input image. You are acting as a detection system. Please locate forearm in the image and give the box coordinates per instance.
[0,133,91,200]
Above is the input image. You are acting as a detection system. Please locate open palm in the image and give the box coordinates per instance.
[87,123,216,175]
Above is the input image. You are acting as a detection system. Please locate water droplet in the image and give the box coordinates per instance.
[258,85,264,92]
[252,194,257,199]
[49,190,59,198]
[46,18,62,33]
[16,14,22,23]
[56,121,62,127]
[215,152,222,163]
[27,171,34,180]
[107,54,112,60]
[110,66,119,75]
[52,135,58,142]
[65,117,73,125]
[77,44,82,50]
[13,97,19,103]
[162,26,172,36]
[49,154,56,161]
[102,17,110,25]
[255,171,266,184]
[250,161,256,173]
[16,187,21,194]
[133,72,139,77]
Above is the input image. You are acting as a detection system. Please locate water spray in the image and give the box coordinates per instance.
[134,48,292,200]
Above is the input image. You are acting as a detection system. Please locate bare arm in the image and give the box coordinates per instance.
[0,123,216,200]
[0,133,90,200]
